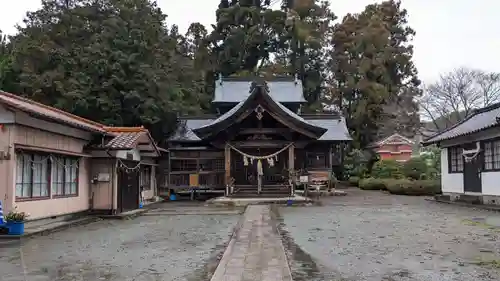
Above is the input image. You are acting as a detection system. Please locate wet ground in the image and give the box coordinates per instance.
[4,192,500,281]
[279,189,500,281]
[0,203,240,281]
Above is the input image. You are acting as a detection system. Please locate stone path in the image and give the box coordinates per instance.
[211,205,293,281]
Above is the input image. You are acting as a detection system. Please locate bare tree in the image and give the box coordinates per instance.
[420,67,500,131]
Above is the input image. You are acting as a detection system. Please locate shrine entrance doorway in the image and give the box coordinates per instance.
[229,143,292,197]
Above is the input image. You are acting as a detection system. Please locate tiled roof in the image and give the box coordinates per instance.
[308,118,352,141]
[424,103,500,144]
[195,82,327,139]
[103,126,148,133]
[170,115,352,142]
[103,127,160,154]
[105,132,145,149]
[0,91,105,132]
[213,77,306,103]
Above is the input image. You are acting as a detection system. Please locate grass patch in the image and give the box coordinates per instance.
[461,219,500,231]
[470,258,500,269]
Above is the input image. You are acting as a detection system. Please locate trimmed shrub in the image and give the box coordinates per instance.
[359,177,387,190]
[402,157,429,180]
[344,149,369,178]
[384,179,441,196]
[348,176,360,186]
[371,159,404,179]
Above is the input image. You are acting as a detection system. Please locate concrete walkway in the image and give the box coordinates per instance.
[211,205,293,281]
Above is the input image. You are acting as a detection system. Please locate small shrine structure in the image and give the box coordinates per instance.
[163,76,352,197]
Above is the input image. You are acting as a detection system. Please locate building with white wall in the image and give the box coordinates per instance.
[424,103,500,204]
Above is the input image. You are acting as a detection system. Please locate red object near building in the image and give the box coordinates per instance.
[369,133,414,162]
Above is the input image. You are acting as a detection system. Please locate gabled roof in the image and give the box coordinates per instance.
[423,102,500,145]
[169,115,352,142]
[103,127,160,155]
[301,115,352,141]
[193,80,327,140]
[371,133,414,147]
[213,76,306,103]
[0,91,105,133]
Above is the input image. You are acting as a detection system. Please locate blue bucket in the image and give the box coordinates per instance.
[169,194,177,201]
[7,221,25,235]
[286,199,293,206]
[0,200,4,226]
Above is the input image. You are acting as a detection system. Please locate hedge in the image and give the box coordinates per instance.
[348,176,360,186]
[385,179,441,196]
[401,157,429,180]
[370,156,441,181]
[371,160,404,179]
[358,178,441,195]
[358,178,386,190]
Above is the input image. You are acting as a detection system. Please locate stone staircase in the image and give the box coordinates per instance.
[230,184,291,198]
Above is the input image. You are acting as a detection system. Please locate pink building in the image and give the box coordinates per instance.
[0,91,160,220]
[369,133,414,162]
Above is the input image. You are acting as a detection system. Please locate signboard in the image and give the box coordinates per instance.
[299,176,309,183]
[97,173,110,182]
[189,174,199,187]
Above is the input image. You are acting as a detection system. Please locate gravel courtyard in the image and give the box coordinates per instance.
[0,204,240,281]
[279,189,500,281]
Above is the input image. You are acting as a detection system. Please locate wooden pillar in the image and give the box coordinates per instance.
[167,151,171,196]
[225,143,231,195]
[329,144,333,169]
[329,144,333,190]
[288,144,295,196]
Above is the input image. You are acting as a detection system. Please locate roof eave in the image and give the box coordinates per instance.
[0,92,106,133]
[19,108,106,133]
[194,87,325,140]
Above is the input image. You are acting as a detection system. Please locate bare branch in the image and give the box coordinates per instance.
[419,67,500,132]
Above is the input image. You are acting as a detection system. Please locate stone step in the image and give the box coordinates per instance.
[230,193,291,198]
[234,185,289,190]
[234,188,290,192]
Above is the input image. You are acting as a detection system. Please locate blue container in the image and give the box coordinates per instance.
[169,194,177,201]
[139,202,144,209]
[286,199,293,206]
[7,221,25,235]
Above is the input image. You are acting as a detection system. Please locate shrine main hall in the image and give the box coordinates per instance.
[162,76,352,197]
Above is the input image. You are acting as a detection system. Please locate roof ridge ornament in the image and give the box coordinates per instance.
[294,74,299,85]
[218,73,223,85]
[250,78,269,93]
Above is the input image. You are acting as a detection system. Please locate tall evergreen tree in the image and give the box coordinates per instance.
[209,0,335,109]
[7,0,209,141]
[0,30,15,90]
[326,0,420,147]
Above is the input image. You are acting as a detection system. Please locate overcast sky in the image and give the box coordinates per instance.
[1,0,499,83]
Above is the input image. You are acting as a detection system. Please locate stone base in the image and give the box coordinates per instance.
[207,195,312,207]
[295,189,347,197]
[97,208,149,220]
[432,192,500,212]
[438,192,500,205]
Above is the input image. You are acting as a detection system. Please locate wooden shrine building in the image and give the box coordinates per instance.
[163,76,352,197]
